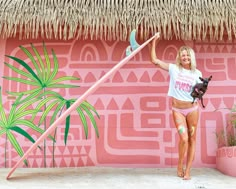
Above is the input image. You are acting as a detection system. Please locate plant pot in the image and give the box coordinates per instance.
[216,146,236,177]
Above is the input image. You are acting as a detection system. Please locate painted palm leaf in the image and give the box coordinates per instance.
[3,43,80,103]
[3,42,100,167]
[35,91,100,144]
[0,87,50,166]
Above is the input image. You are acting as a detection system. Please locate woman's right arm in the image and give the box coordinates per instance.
[151,34,169,71]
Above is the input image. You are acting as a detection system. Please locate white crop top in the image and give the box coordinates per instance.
[168,64,202,102]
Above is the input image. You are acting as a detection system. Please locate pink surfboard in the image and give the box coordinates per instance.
[6,31,159,179]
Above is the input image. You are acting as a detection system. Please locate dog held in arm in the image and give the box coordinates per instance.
[191,75,212,108]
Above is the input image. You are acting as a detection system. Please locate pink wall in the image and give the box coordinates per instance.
[0,37,235,168]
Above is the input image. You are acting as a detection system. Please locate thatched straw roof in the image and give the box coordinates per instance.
[1,0,236,41]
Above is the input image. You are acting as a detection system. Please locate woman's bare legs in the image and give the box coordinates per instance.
[184,110,199,180]
[172,111,188,177]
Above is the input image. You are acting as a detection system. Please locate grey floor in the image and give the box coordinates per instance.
[0,167,236,189]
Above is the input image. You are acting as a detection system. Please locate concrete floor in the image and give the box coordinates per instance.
[0,167,235,189]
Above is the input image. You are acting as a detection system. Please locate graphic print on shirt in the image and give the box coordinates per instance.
[174,73,195,93]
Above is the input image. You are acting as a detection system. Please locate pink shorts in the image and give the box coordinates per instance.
[172,105,199,116]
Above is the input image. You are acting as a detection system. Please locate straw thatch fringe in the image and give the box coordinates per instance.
[0,0,236,41]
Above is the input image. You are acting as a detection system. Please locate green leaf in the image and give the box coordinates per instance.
[7,88,42,96]
[4,62,38,82]
[0,87,7,124]
[50,101,66,125]
[17,89,43,105]
[50,76,80,84]
[0,128,6,136]
[6,55,42,86]
[7,131,28,166]
[37,90,63,100]
[13,119,40,131]
[38,100,60,126]
[7,102,17,125]
[48,84,79,88]
[14,109,38,121]
[80,104,99,138]
[64,115,71,145]
[8,94,24,124]
[16,96,40,113]
[76,107,88,139]
[0,120,6,127]
[43,42,51,82]
[47,49,58,84]
[10,126,36,143]
[19,45,42,79]
[82,101,100,118]
[3,76,41,86]
[31,43,45,80]
[11,126,42,150]
[64,101,71,145]
[14,119,55,142]
[35,96,59,111]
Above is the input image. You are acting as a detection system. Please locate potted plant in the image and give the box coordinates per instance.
[215,105,236,177]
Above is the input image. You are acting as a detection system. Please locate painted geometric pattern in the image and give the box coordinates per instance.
[0,37,236,168]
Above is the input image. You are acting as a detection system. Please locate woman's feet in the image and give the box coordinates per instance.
[183,174,191,180]
[183,169,191,180]
[177,166,184,177]
[177,167,191,180]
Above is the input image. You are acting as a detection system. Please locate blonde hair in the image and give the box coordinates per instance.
[176,46,197,72]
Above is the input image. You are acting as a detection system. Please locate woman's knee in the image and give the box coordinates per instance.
[180,137,189,145]
[188,126,197,138]
[188,135,197,143]
[177,125,188,141]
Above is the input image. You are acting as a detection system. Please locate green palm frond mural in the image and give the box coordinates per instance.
[4,42,79,100]
[2,42,100,167]
[0,87,53,167]
[35,91,100,143]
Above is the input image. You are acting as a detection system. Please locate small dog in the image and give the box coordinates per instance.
[191,75,212,108]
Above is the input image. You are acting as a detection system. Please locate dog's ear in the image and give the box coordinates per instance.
[209,75,212,80]
[199,77,204,81]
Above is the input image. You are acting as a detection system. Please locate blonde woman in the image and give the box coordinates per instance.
[151,34,202,180]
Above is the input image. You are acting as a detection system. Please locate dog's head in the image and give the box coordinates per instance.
[199,75,212,87]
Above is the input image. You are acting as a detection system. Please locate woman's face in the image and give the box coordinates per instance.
[180,49,191,69]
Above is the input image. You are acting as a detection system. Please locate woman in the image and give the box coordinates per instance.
[151,33,202,180]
